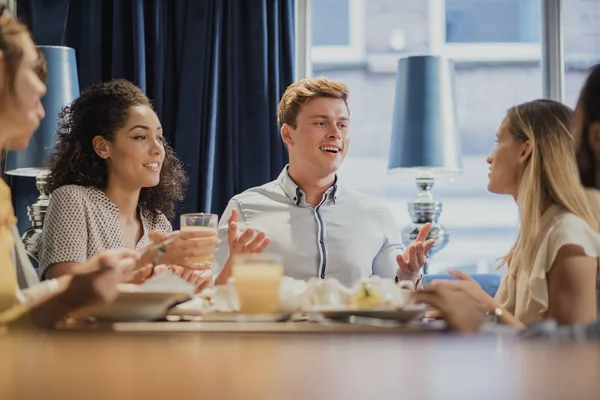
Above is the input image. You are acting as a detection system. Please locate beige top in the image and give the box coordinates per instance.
[0,179,20,313]
[38,185,172,278]
[495,197,600,326]
[0,179,58,328]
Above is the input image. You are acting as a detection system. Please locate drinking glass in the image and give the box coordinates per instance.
[232,253,284,314]
[180,213,218,269]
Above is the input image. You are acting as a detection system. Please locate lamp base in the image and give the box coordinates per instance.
[21,170,50,262]
[401,176,449,275]
[21,228,42,265]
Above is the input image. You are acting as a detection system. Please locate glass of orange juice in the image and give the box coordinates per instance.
[180,213,218,269]
[232,253,284,314]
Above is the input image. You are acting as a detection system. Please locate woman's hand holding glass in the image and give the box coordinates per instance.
[131,229,219,284]
[148,229,219,269]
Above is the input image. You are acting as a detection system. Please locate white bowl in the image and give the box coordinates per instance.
[70,284,192,322]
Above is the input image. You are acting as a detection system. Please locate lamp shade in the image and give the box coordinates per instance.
[5,46,79,177]
[388,55,462,176]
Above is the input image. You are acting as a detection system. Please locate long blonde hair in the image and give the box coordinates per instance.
[500,99,600,272]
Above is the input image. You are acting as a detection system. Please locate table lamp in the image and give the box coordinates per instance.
[4,45,79,261]
[388,55,463,274]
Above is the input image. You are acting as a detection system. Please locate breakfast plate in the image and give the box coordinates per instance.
[307,303,427,322]
[69,283,192,322]
[199,312,292,323]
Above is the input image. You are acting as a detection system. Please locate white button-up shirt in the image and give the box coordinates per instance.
[215,167,404,288]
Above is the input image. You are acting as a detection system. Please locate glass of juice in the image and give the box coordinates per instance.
[180,213,218,269]
[232,253,284,314]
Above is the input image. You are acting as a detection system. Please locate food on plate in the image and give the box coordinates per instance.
[351,282,382,309]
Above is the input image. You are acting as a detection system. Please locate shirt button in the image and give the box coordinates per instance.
[320,239,324,244]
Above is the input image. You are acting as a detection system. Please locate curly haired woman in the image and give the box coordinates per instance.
[38,79,268,290]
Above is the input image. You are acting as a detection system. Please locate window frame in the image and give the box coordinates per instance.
[310,0,367,65]
[433,0,541,63]
[309,0,543,72]
[303,0,562,98]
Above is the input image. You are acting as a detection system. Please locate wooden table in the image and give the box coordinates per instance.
[65,319,449,334]
[1,329,599,400]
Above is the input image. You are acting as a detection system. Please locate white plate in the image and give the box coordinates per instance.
[307,303,427,323]
[69,284,192,322]
[200,312,290,322]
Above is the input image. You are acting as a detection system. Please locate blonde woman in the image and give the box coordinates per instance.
[417,99,600,329]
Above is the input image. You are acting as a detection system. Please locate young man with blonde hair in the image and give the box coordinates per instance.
[214,77,431,287]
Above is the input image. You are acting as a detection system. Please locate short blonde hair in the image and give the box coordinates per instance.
[277,77,349,128]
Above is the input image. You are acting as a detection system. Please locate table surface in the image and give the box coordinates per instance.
[78,319,450,334]
[1,325,600,400]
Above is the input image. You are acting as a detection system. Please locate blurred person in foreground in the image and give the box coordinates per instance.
[0,11,139,329]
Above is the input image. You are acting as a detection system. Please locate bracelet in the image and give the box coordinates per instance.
[485,306,504,324]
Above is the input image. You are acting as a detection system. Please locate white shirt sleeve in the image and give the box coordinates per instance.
[371,203,404,279]
[213,199,246,277]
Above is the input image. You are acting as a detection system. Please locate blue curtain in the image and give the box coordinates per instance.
[14,0,293,228]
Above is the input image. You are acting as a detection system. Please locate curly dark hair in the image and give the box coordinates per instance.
[46,79,188,220]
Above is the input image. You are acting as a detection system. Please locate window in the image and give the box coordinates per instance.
[433,0,542,63]
[445,0,540,43]
[312,0,542,72]
[563,0,600,107]
[307,0,546,275]
[310,0,366,64]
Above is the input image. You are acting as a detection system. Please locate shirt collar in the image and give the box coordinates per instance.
[277,165,341,206]
[89,187,120,214]
[89,186,153,228]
